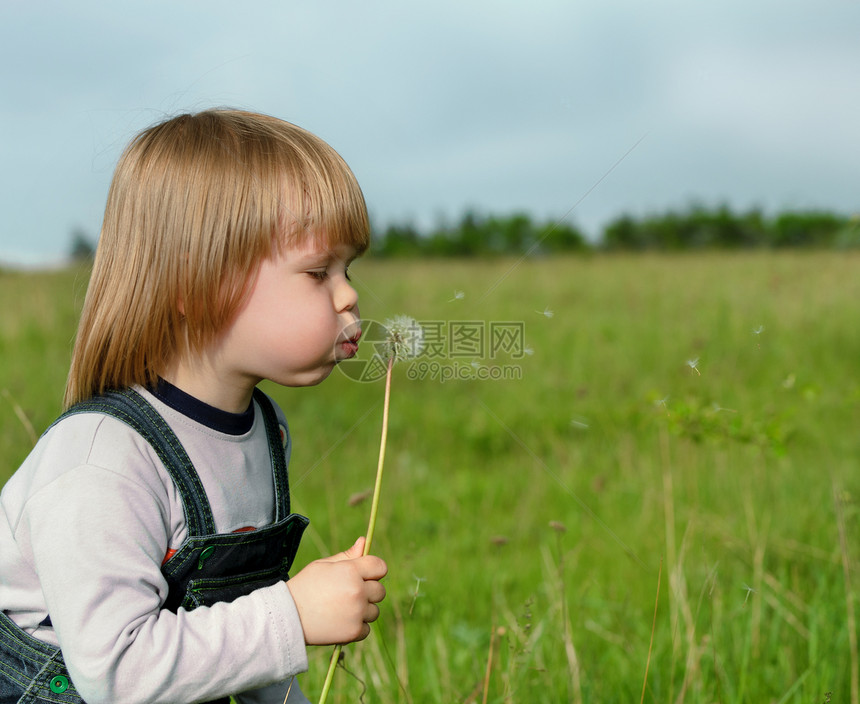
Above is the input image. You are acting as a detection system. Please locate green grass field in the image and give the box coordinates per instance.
[1,252,858,703]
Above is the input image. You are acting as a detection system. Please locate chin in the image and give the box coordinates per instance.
[283,366,335,388]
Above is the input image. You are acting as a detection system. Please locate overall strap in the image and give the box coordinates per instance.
[251,388,291,522]
[58,389,217,537]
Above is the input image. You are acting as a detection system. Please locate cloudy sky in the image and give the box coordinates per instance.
[2,1,859,265]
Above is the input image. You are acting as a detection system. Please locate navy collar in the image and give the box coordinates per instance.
[150,378,255,436]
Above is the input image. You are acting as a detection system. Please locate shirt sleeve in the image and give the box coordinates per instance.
[20,463,309,704]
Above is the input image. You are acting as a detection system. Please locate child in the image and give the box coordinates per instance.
[0,109,387,703]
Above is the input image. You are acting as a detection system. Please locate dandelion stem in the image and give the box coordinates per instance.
[318,356,395,704]
[317,646,340,704]
[364,356,394,555]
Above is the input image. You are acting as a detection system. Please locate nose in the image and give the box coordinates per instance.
[335,277,359,313]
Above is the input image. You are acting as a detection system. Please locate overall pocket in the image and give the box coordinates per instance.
[180,561,291,611]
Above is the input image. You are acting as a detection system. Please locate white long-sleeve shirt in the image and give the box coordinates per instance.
[0,386,311,703]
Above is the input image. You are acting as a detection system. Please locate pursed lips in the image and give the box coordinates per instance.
[337,326,362,358]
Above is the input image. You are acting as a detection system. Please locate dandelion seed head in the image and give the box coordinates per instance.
[382,315,425,362]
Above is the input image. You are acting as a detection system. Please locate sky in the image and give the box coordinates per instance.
[1,1,859,265]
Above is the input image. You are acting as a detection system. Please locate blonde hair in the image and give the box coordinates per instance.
[64,109,370,408]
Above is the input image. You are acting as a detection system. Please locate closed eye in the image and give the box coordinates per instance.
[307,264,352,282]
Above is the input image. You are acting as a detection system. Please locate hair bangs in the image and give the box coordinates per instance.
[271,132,370,257]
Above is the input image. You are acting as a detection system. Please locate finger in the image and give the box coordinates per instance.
[326,537,365,562]
[366,581,386,604]
[349,536,366,557]
[354,555,388,581]
[364,602,380,624]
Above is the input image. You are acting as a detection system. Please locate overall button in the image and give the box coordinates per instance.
[50,675,70,693]
[197,545,216,570]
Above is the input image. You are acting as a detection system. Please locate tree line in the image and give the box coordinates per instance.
[370,205,860,257]
[69,204,859,261]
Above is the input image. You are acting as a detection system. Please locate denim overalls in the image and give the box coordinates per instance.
[0,388,308,704]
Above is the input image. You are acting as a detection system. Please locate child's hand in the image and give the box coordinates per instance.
[286,537,388,646]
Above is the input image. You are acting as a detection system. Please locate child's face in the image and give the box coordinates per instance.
[214,238,362,391]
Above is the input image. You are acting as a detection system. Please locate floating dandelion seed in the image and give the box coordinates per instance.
[408,575,426,615]
[654,396,670,415]
[686,358,701,375]
[537,307,554,318]
[523,346,534,356]
[570,416,590,430]
[752,324,765,351]
[319,315,424,704]
[448,290,465,302]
